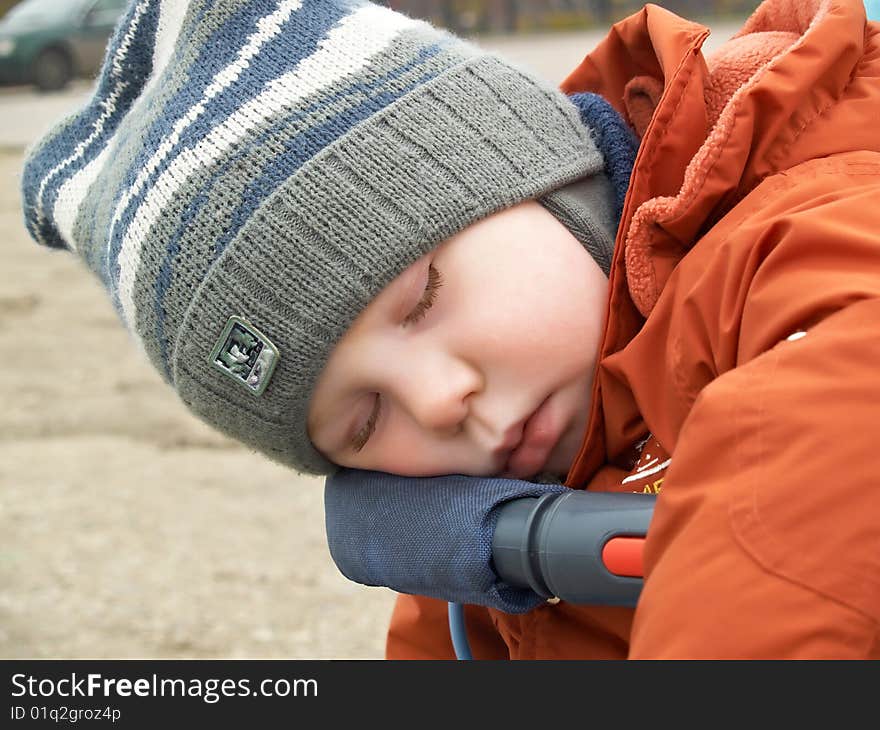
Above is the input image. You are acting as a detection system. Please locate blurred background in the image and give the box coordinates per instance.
[1,0,758,658]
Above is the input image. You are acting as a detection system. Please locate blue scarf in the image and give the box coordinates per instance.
[567,91,640,224]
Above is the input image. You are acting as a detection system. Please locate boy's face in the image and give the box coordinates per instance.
[307,200,609,481]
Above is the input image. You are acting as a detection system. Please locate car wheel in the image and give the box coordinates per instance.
[32,48,72,92]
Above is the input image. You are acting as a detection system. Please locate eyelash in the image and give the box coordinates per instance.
[351,264,443,452]
[403,264,443,327]
[351,395,380,453]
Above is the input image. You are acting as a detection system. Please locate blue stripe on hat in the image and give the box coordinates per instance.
[22,0,160,251]
[105,0,360,306]
[212,44,451,259]
[152,39,451,379]
[90,0,210,292]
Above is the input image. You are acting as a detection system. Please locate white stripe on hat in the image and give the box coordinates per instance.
[54,0,192,251]
[107,0,305,271]
[116,3,423,333]
[32,0,153,249]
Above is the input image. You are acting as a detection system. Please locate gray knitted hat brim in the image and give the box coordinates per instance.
[539,173,617,277]
[174,53,606,474]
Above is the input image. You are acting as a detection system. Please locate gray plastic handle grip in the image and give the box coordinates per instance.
[491,490,657,606]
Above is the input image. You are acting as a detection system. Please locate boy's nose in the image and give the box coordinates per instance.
[393,350,482,435]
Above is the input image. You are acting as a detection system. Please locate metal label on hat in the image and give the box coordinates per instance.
[209,315,279,396]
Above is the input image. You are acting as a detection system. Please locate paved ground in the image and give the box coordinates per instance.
[0,20,744,659]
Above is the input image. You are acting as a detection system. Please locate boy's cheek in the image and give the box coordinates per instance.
[361,433,486,478]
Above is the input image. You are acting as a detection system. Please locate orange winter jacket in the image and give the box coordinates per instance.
[386,0,880,659]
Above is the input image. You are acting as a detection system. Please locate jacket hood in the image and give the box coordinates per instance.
[560,0,879,319]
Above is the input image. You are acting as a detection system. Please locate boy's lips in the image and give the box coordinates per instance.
[501,393,559,480]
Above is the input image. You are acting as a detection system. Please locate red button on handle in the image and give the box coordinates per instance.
[601,536,645,578]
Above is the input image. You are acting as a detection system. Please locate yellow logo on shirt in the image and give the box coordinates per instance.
[641,478,663,494]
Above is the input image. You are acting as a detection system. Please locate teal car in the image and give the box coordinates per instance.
[0,0,127,91]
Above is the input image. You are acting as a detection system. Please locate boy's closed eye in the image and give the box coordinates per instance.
[403,263,444,328]
[351,263,444,452]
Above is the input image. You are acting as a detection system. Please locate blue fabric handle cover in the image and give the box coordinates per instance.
[324,468,568,614]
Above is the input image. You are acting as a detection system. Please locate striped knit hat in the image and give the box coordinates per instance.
[21,0,618,476]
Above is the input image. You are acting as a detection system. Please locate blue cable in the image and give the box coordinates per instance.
[447,602,473,660]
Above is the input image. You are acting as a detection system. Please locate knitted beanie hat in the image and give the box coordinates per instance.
[21,0,622,476]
